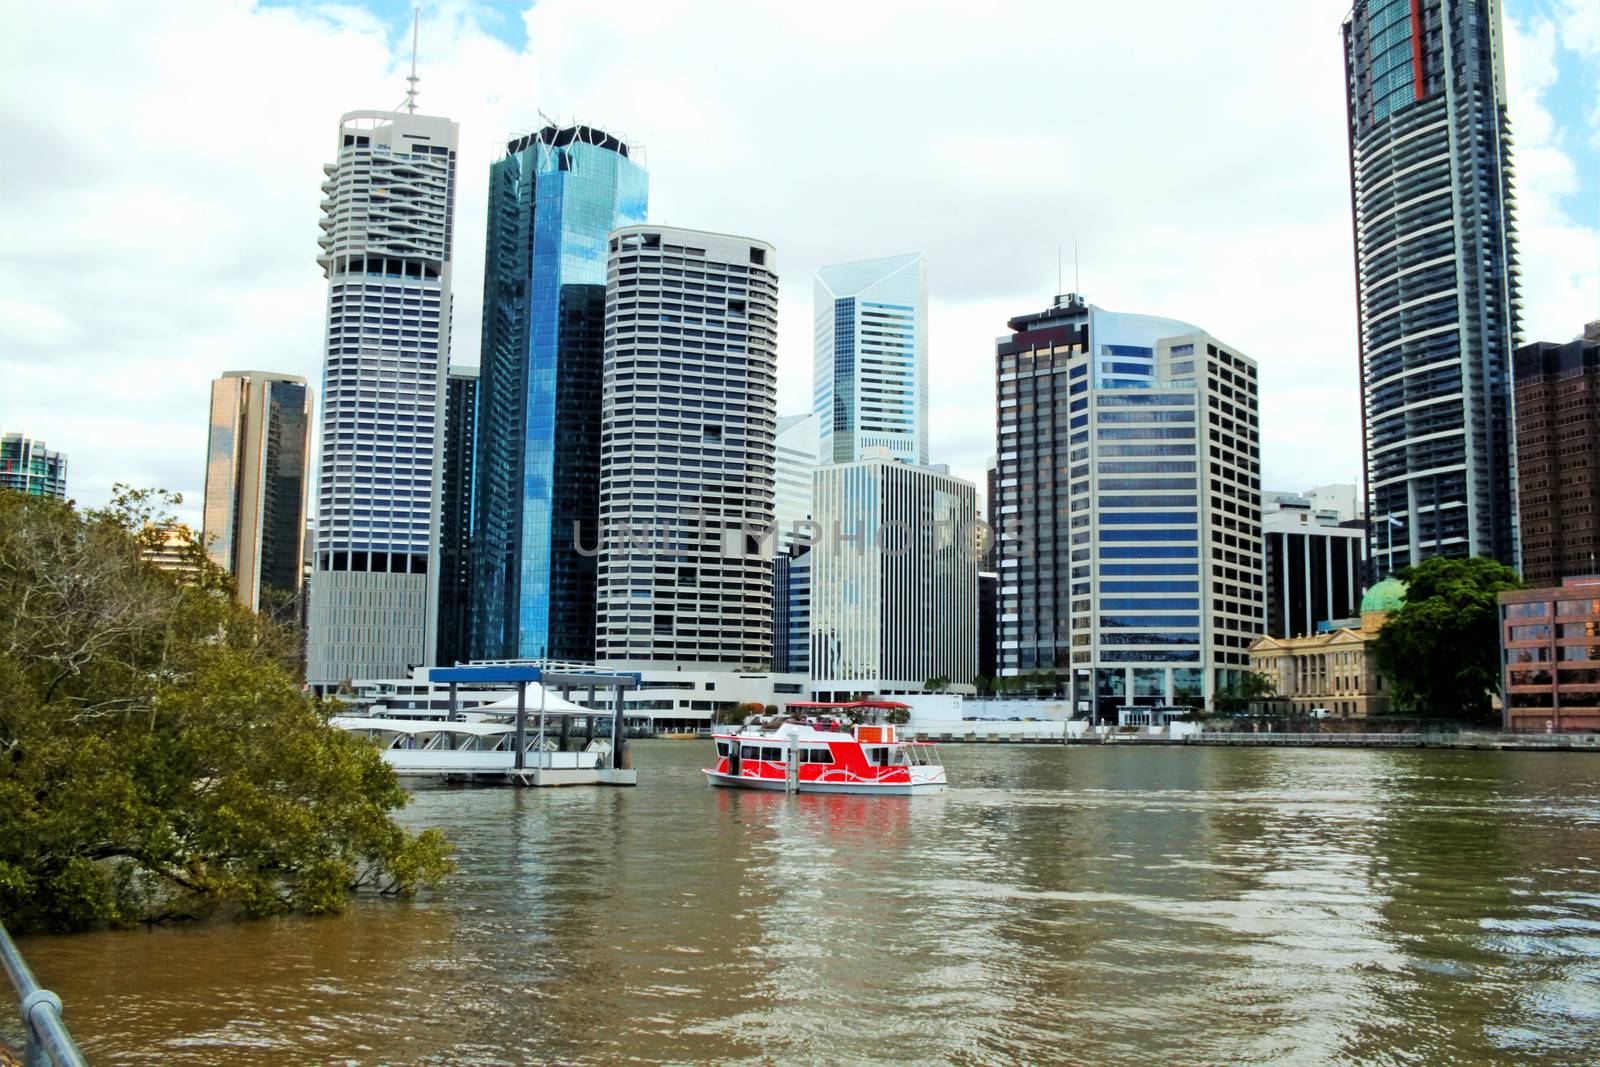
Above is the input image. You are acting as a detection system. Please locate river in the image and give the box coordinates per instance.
[16,742,1600,1065]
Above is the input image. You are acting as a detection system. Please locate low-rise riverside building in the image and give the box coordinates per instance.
[1499,576,1600,733]
[1248,579,1404,719]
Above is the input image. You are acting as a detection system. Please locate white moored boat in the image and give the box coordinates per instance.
[704,701,945,795]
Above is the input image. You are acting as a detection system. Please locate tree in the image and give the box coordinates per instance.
[714,701,765,725]
[1372,556,1523,723]
[922,676,949,692]
[0,488,452,934]
[1213,672,1276,714]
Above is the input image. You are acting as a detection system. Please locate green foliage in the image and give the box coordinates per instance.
[714,701,766,725]
[922,676,949,692]
[1212,671,1276,714]
[0,488,452,934]
[1372,556,1523,722]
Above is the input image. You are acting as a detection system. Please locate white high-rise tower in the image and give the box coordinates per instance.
[306,108,459,691]
[813,253,928,466]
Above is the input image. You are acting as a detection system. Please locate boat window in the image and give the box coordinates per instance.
[891,748,909,766]
[761,746,782,762]
[716,741,730,756]
[864,745,889,766]
[804,747,832,763]
[740,745,761,761]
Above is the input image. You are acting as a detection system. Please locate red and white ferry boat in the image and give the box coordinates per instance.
[704,701,945,795]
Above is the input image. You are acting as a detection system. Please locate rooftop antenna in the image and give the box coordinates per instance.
[403,5,421,114]
[1056,243,1062,297]
[1074,240,1081,295]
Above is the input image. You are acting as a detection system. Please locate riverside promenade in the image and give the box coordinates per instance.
[903,721,1600,751]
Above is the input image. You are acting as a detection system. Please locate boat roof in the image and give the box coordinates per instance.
[784,700,911,710]
[332,717,516,736]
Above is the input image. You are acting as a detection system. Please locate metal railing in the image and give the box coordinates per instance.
[1,919,87,1067]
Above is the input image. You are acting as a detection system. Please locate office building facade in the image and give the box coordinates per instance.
[202,371,312,612]
[773,549,812,675]
[0,432,66,499]
[594,226,779,668]
[1499,575,1600,733]
[813,253,928,466]
[993,295,1263,718]
[1513,324,1600,586]
[471,125,648,662]
[437,365,479,665]
[1343,0,1520,576]
[810,457,978,697]
[1263,491,1366,637]
[307,109,458,691]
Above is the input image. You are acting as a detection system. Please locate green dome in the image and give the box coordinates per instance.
[1360,577,1408,614]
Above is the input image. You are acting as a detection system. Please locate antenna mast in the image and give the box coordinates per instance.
[403,5,421,114]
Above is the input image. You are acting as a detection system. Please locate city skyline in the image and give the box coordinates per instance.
[5,0,1593,523]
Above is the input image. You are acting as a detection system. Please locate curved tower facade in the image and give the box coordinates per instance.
[470,125,647,661]
[1343,0,1520,576]
[596,225,779,668]
[307,109,458,690]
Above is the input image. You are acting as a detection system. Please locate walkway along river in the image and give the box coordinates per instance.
[13,743,1600,1065]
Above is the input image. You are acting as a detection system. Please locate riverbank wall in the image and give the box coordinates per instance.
[903,721,1600,751]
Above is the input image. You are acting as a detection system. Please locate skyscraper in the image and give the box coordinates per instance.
[471,125,648,661]
[306,108,458,692]
[993,295,1263,718]
[437,365,479,665]
[1513,324,1600,586]
[595,225,778,668]
[1342,0,1520,576]
[0,432,66,499]
[813,253,928,466]
[773,412,818,552]
[202,371,311,613]
[809,456,978,698]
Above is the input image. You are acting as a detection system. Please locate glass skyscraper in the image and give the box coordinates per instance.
[813,253,928,466]
[471,125,647,661]
[1343,0,1519,575]
[202,371,311,613]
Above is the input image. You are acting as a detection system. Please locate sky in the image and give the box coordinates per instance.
[2,0,1596,527]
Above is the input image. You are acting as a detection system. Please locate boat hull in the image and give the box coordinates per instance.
[702,768,945,795]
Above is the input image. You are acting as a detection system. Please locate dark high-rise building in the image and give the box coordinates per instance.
[471,125,647,660]
[1513,324,1600,586]
[1342,0,1520,576]
[1262,493,1366,637]
[437,365,479,665]
[978,571,998,680]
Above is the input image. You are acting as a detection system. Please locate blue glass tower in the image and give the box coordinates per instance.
[471,126,648,660]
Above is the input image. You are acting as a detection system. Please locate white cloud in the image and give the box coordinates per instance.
[1503,5,1600,349]
[0,0,1593,524]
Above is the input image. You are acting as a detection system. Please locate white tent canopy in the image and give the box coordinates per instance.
[477,684,599,716]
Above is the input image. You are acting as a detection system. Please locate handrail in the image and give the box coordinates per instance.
[0,918,88,1066]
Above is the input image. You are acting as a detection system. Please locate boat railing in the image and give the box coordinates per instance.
[1,917,87,1067]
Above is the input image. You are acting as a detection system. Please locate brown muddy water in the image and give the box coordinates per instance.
[15,742,1600,1065]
